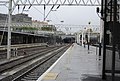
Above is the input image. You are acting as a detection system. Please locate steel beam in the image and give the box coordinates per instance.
[111,0,117,81]
[102,0,107,79]
[7,0,101,6]
[7,0,12,59]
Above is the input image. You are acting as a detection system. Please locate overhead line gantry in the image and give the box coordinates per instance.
[1,0,101,7]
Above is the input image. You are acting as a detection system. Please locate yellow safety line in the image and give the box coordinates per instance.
[43,72,58,80]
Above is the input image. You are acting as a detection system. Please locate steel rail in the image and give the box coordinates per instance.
[0,45,69,81]
[13,45,70,81]
[0,46,59,73]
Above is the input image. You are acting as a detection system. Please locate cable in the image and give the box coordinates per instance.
[97,12,103,20]
[44,5,55,21]
[33,6,44,15]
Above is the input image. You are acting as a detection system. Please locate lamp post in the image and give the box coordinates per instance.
[82,27,86,47]
[88,22,91,50]
[96,7,102,57]
[81,30,84,46]
[60,20,64,31]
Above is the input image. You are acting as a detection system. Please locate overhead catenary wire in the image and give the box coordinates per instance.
[33,6,44,15]
[44,4,60,21]
[44,5,55,20]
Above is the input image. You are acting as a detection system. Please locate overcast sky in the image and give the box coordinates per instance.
[0,3,100,33]
[25,6,100,25]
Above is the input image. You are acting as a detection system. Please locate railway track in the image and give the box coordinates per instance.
[0,43,48,59]
[0,44,70,81]
[0,46,59,73]
[14,45,69,81]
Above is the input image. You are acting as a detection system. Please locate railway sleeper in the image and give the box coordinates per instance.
[0,47,59,74]
[18,45,70,81]
[21,79,36,81]
[0,45,69,81]
[26,74,40,77]
[23,76,38,80]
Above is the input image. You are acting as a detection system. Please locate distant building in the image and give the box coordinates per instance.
[55,31,66,35]
[0,13,57,34]
[12,13,32,25]
[32,20,57,35]
[45,24,56,31]
[0,13,32,30]
[0,13,7,23]
[32,20,48,30]
[32,20,56,31]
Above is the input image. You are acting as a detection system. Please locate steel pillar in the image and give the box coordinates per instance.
[7,0,12,59]
[102,0,107,79]
[111,0,117,81]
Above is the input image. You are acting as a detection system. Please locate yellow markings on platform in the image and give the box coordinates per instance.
[43,72,58,80]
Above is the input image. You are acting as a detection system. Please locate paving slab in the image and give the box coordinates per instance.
[37,43,120,81]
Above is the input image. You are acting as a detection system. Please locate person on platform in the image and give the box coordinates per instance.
[83,40,86,48]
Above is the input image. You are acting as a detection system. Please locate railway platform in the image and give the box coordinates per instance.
[37,43,103,81]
